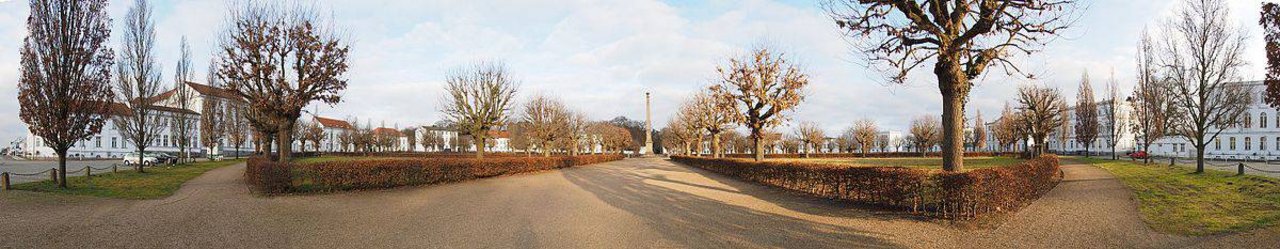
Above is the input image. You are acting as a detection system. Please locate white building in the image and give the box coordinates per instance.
[21,82,256,159]
[1147,81,1280,160]
[311,116,354,152]
[1047,100,1138,156]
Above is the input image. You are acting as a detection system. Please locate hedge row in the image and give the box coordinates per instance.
[246,154,624,194]
[670,155,1060,219]
[318,152,529,158]
[718,152,1004,159]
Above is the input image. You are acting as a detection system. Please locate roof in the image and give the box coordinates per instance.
[104,102,199,116]
[314,116,354,130]
[372,127,403,137]
[488,130,510,139]
[184,81,243,101]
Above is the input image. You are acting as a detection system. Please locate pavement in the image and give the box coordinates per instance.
[0,158,1277,248]
[0,158,123,184]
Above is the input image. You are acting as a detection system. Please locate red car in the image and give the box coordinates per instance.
[1127,151,1149,159]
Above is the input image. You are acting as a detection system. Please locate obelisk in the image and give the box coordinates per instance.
[641,92,653,155]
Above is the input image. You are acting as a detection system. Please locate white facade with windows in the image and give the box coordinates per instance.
[1047,100,1138,156]
[1148,81,1280,160]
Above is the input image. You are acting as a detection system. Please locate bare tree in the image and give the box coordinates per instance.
[1016,85,1066,157]
[304,121,325,153]
[795,121,825,157]
[225,104,249,159]
[875,134,891,153]
[419,128,444,153]
[171,37,197,163]
[566,111,590,156]
[851,119,878,157]
[710,46,808,161]
[909,115,941,157]
[440,62,518,158]
[1102,72,1127,160]
[1074,71,1099,157]
[114,0,166,172]
[401,127,417,152]
[216,2,350,161]
[825,0,1080,171]
[18,0,116,188]
[1160,0,1251,173]
[663,116,695,155]
[523,94,570,157]
[973,110,987,152]
[1131,31,1170,164]
[200,63,226,159]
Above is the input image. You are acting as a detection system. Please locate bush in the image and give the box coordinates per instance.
[246,154,624,194]
[719,152,1004,159]
[670,154,1060,219]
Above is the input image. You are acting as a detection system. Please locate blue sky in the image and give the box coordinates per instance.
[0,0,1270,142]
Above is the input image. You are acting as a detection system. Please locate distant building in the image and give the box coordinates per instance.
[1046,100,1138,156]
[1147,81,1279,160]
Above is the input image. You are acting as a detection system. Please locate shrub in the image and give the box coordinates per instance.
[245,156,291,194]
[670,154,1060,219]
[719,152,1004,159]
[246,154,624,194]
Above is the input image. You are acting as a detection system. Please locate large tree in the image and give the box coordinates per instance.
[1161,0,1251,173]
[1261,2,1280,109]
[440,62,518,159]
[200,63,226,159]
[691,91,735,158]
[18,0,116,188]
[1074,71,1099,158]
[908,115,940,157]
[851,119,878,157]
[1016,85,1066,157]
[1131,31,1170,164]
[795,121,825,157]
[216,2,350,162]
[710,46,808,161]
[114,0,166,173]
[1102,72,1127,160]
[171,37,197,164]
[523,94,570,157]
[825,0,1079,171]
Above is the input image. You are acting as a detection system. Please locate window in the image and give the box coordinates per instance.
[1245,114,1252,128]
[1263,113,1270,128]
[1262,137,1268,151]
[1230,137,1237,150]
[1246,137,1252,150]
[95,136,101,148]
[112,137,118,149]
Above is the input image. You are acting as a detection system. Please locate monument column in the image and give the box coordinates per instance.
[642,92,653,155]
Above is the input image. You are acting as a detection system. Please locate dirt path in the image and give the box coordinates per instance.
[1,158,1275,248]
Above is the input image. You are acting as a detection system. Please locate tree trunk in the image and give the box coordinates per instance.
[940,88,965,172]
[542,142,551,157]
[276,131,292,162]
[711,133,721,158]
[235,145,241,159]
[1194,145,1205,174]
[753,134,765,161]
[475,137,486,159]
[1084,144,1090,158]
[57,152,67,188]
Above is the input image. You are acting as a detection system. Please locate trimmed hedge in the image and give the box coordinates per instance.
[719,152,1005,159]
[246,154,624,194]
[670,155,1060,219]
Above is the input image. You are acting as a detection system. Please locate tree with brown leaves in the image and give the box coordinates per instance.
[114,0,167,172]
[1161,0,1251,173]
[1261,3,1280,110]
[825,0,1080,171]
[523,95,571,157]
[662,116,695,155]
[1074,71,1099,157]
[303,121,325,152]
[216,2,350,161]
[1016,85,1066,157]
[711,46,808,161]
[689,91,735,158]
[401,127,417,152]
[795,122,825,157]
[909,115,941,157]
[1131,31,1170,164]
[225,104,249,159]
[851,119,878,157]
[18,0,117,188]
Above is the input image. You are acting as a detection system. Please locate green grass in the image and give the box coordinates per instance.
[772,156,1025,170]
[10,159,244,199]
[1077,157,1280,235]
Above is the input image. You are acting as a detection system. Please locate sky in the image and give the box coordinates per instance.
[0,0,1271,143]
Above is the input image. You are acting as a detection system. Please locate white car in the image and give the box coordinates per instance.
[122,153,158,166]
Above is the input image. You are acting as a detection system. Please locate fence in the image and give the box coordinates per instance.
[1,164,123,191]
[1158,156,1280,175]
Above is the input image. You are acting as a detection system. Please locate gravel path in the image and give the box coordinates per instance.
[0,158,1275,248]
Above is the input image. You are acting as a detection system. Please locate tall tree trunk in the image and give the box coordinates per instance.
[475,137,486,159]
[940,87,965,172]
[57,152,67,188]
[711,133,721,158]
[753,134,764,162]
[277,131,292,162]
[542,142,551,157]
[1195,145,1205,174]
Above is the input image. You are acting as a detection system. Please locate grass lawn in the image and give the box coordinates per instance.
[1077,157,1280,235]
[773,156,1025,170]
[11,159,244,199]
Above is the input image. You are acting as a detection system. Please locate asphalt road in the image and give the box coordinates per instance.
[0,158,1276,248]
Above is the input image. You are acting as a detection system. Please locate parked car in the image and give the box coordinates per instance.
[151,153,177,165]
[122,153,159,166]
[1127,151,1149,159]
